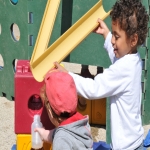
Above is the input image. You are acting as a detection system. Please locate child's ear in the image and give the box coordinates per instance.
[131,33,138,47]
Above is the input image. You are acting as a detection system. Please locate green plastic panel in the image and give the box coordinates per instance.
[142,0,149,13]
[0,0,28,100]
[64,0,112,68]
[143,37,150,125]
[28,0,63,59]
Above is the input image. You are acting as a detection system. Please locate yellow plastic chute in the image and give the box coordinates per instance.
[30,0,110,82]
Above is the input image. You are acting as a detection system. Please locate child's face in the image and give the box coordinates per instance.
[111,21,132,58]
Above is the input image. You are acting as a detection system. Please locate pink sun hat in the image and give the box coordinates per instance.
[44,71,77,116]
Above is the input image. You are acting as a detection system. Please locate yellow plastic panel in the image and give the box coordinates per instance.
[77,96,92,123]
[17,134,52,150]
[30,0,110,82]
[30,0,60,64]
[91,98,106,125]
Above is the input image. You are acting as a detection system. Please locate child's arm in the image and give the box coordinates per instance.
[104,32,116,63]
[95,19,116,63]
[34,128,55,143]
[69,62,130,99]
[94,18,109,39]
[54,61,129,99]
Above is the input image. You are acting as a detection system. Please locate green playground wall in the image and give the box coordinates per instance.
[0,0,150,144]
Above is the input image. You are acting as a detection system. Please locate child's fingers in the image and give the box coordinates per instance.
[97,18,103,27]
[48,62,61,72]
[34,128,44,135]
[34,128,45,141]
[53,61,68,73]
[53,61,61,69]
[93,18,106,35]
[53,62,64,71]
[48,62,67,74]
[34,127,44,131]
[97,18,102,23]
[34,127,40,132]
[93,18,101,33]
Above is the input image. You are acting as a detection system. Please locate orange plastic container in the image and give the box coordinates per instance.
[91,98,106,125]
[77,96,92,123]
[77,96,106,125]
[17,134,52,150]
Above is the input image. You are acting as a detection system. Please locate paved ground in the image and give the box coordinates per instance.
[0,97,15,150]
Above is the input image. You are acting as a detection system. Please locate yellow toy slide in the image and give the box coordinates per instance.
[30,0,110,82]
[30,0,60,64]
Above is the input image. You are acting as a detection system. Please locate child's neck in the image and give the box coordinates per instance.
[128,47,137,55]
[131,49,137,54]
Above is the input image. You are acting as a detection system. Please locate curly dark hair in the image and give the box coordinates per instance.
[110,0,149,46]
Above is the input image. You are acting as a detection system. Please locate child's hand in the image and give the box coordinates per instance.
[34,127,45,141]
[53,62,68,73]
[94,18,110,39]
[34,128,55,143]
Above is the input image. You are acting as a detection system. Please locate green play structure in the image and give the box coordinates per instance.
[0,0,150,144]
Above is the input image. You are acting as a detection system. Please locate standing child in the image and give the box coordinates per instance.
[54,0,149,149]
[35,71,93,150]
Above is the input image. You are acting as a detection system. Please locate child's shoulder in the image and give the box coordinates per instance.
[116,53,141,67]
[110,53,142,75]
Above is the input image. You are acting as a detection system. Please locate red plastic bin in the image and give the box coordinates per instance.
[15,60,54,134]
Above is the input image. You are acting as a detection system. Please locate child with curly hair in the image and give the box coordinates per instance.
[54,0,149,149]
